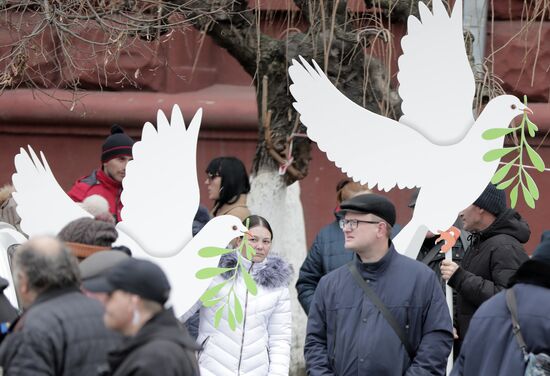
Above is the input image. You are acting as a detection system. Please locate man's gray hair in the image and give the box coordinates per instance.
[13,237,80,293]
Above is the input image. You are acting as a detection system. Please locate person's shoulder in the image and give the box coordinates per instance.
[392,251,433,275]
[318,262,351,286]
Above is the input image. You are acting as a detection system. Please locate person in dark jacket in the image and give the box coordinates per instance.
[296,179,371,314]
[441,184,529,349]
[305,193,453,376]
[0,236,119,375]
[68,125,135,222]
[0,276,18,343]
[451,231,550,376]
[86,258,199,376]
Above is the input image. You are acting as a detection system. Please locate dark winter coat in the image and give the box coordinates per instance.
[105,308,199,376]
[0,277,18,343]
[448,209,529,344]
[68,168,123,222]
[451,259,550,376]
[305,246,453,376]
[296,215,401,314]
[0,287,120,376]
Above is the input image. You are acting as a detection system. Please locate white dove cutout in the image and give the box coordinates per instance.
[11,105,248,316]
[288,0,531,259]
[0,222,26,307]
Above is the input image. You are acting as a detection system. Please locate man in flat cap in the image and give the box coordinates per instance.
[305,193,453,376]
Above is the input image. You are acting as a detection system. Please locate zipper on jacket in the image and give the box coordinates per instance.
[237,262,254,375]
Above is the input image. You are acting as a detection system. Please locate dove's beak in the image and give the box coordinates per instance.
[243,230,252,237]
[524,106,533,115]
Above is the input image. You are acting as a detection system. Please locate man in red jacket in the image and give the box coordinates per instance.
[68,125,134,222]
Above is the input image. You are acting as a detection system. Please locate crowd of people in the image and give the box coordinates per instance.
[0,126,548,376]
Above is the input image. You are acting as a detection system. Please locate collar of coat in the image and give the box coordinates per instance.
[509,259,550,289]
[219,251,293,288]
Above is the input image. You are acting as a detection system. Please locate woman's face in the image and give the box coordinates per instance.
[204,172,221,201]
[241,225,272,263]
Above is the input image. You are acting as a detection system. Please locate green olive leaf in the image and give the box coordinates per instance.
[482,128,516,140]
[490,160,516,184]
[200,281,227,303]
[234,294,244,324]
[496,176,517,190]
[196,267,233,280]
[510,184,519,208]
[202,297,224,308]
[227,307,236,331]
[483,147,518,162]
[521,184,535,209]
[214,305,224,328]
[524,171,540,200]
[241,264,258,296]
[199,247,233,258]
[525,143,545,172]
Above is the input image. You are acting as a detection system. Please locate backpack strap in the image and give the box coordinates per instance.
[505,288,529,357]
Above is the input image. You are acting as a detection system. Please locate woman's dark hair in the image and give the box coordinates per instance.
[206,157,250,215]
[243,215,273,240]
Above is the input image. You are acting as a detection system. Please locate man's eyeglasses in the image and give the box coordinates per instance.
[339,218,381,230]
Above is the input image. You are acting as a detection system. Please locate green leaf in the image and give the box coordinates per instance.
[241,264,258,296]
[521,184,535,209]
[200,281,227,303]
[525,143,545,172]
[214,306,224,328]
[483,147,517,162]
[490,160,516,184]
[227,307,236,331]
[524,171,540,200]
[246,244,255,260]
[203,297,224,308]
[196,267,233,280]
[199,247,233,258]
[234,294,243,324]
[482,128,516,140]
[510,184,519,208]
[526,118,538,137]
[496,176,517,190]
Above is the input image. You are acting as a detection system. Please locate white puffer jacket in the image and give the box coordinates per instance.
[197,252,292,376]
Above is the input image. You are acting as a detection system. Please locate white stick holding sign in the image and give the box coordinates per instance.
[445,247,454,374]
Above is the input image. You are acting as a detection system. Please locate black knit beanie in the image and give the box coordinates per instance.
[101,125,134,163]
[473,183,506,216]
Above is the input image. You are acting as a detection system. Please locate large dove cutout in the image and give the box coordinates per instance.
[11,105,247,316]
[288,0,531,258]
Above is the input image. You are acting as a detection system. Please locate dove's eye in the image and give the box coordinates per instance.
[511,104,517,110]
[232,225,238,231]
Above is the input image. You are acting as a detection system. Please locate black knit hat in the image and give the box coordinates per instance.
[101,125,134,163]
[339,193,396,226]
[473,183,506,216]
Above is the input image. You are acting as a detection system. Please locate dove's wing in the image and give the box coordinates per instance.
[397,0,475,144]
[289,58,436,191]
[118,106,202,257]
[11,147,92,237]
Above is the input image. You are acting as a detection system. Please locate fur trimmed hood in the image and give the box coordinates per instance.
[219,252,293,288]
[0,185,15,206]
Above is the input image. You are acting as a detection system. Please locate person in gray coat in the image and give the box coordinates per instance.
[305,193,453,376]
[0,236,119,375]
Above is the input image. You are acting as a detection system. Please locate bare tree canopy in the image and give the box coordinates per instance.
[1,0,547,184]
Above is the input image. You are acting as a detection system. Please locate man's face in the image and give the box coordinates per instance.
[103,290,134,334]
[459,205,483,232]
[103,156,132,183]
[342,212,382,252]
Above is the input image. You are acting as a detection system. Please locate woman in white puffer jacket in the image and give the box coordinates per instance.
[196,215,292,376]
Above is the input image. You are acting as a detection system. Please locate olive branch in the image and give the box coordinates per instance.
[195,221,258,330]
[482,96,546,208]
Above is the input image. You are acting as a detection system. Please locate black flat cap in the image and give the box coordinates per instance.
[85,258,170,305]
[339,193,396,226]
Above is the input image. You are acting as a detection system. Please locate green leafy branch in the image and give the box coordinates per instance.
[482,96,546,208]
[195,222,258,330]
